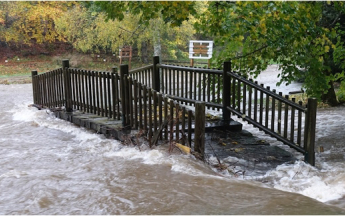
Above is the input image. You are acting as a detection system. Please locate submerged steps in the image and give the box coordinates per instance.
[51,109,296,175]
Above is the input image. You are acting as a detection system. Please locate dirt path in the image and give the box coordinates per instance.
[0,75,32,85]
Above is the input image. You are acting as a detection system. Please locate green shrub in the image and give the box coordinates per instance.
[336,81,345,103]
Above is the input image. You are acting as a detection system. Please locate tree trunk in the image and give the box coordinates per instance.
[321,81,339,106]
[152,19,162,57]
[141,41,148,64]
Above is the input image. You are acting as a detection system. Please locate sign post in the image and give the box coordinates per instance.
[189,40,213,68]
[119,46,132,69]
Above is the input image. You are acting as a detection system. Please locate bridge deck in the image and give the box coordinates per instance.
[51,109,295,175]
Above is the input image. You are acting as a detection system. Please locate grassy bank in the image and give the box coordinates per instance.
[0,53,210,84]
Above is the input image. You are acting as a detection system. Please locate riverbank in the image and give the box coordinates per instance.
[0,74,32,85]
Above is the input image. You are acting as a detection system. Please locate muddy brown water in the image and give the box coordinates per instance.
[1,80,345,214]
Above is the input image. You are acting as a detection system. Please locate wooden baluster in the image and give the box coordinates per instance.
[297,101,303,146]
[290,98,296,142]
[134,80,138,129]
[271,89,276,132]
[95,72,100,115]
[143,87,148,132]
[181,106,186,145]
[284,95,289,139]
[254,81,258,122]
[217,73,221,110]
[103,72,108,117]
[169,100,174,142]
[278,92,283,134]
[243,82,247,115]
[189,70,193,105]
[175,102,180,141]
[212,73,215,109]
[265,86,270,128]
[164,96,169,140]
[259,84,264,125]
[99,72,104,116]
[107,72,112,118]
[186,70,189,101]
[81,70,86,113]
[158,93,163,140]
[248,79,253,119]
[129,77,134,126]
[153,90,158,134]
[177,69,180,98]
[188,109,192,147]
[148,88,153,144]
[138,83,143,129]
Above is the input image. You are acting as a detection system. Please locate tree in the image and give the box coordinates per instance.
[91,1,197,59]
[0,1,70,46]
[93,1,196,27]
[55,3,143,54]
[63,2,196,61]
[196,1,345,105]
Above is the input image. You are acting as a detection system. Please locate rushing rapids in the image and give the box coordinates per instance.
[1,66,345,213]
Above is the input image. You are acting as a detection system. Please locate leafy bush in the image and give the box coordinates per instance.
[336,81,345,103]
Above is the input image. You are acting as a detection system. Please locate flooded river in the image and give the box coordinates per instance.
[1,68,345,214]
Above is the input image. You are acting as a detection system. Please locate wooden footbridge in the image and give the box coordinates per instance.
[31,56,317,166]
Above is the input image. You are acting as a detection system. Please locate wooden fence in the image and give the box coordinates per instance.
[31,60,202,153]
[31,56,317,165]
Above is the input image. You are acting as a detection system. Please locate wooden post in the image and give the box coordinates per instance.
[62,59,73,112]
[112,66,118,74]
[111,66,118,120]
[190,59,194,67]
[31,70,38,104]
[304,97,317,166]
[194,102,205,158]
[222,61,231,124]
[120,64,130,128]
[152,56,160,92]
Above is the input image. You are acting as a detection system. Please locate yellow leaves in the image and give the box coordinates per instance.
[260,22,267,34]
[175,143,191,154]
[1,1,66,45]
[227,147,244,153]
[319,56,324,62]
[234,148,244,153]
[325,45,330,53]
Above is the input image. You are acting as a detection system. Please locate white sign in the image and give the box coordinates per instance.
[189,40,213,59]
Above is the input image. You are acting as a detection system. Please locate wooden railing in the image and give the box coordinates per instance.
[31,57,317,165]
[32,60,201,152]
[123,57,317,165]
[222,66,316,165]
[32,68,64,108]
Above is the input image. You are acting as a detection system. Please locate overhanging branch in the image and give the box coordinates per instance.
[230,44,268,61]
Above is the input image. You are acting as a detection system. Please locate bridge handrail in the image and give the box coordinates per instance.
[31,56,316,165]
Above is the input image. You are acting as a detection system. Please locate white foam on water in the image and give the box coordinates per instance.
[259,161,345,203]
[9,102,123,157]
[7,84,345,207]
[105,147,166,164]
[0,169,28,179]
[105,146,220,178]
[11,105,37,122]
